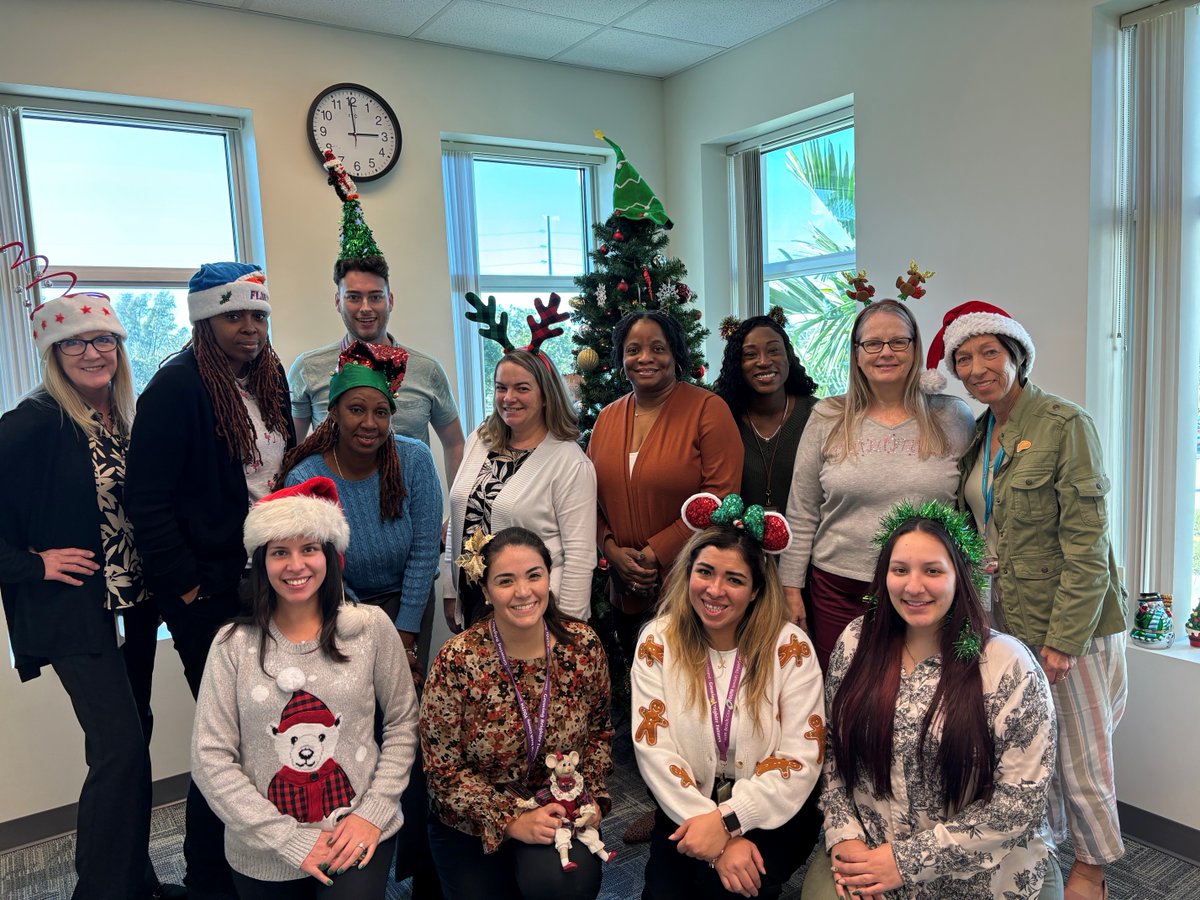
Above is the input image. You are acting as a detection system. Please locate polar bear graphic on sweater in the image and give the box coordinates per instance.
[266,689,355,824]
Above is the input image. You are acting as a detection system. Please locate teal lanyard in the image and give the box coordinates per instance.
[981,413,1005,527]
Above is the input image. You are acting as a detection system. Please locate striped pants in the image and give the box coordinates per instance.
[992,596,1128,865]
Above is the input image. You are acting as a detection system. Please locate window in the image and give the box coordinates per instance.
[443,142,603,428]
[0,97,257,407]
[1107,5,1200,639]
[731,111,856,396]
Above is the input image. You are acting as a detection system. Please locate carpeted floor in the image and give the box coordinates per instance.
[3,722,1197,899]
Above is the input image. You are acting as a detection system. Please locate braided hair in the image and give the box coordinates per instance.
[191,318,290,465]
[275,414,407,521]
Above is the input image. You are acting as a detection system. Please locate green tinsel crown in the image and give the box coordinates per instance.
[338,199,382,260]
[872,499,988,595]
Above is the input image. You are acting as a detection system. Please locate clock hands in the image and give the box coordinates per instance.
[348,132,380,138]
[348,98,358,147]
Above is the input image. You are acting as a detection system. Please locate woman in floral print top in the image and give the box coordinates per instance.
[807,506,1056,900]
[421,527,613,900]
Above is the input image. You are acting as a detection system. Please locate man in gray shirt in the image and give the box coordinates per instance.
[288,256,465,478]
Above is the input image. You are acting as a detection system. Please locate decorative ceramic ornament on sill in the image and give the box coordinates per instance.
[1186,601,1200,648]
[1130,592,1175,649]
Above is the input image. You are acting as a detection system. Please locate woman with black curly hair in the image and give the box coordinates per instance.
[713,311,819,514]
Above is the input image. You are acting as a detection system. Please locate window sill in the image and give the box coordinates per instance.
[1128,633,1200,663]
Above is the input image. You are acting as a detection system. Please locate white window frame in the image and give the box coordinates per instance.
[0,93,258,411]
[442,141,604,429]
[728,107,855,317]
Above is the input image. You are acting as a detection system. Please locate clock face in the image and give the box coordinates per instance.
[308,83,401,182]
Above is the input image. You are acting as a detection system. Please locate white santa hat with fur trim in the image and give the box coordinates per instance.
[243,476,350,556]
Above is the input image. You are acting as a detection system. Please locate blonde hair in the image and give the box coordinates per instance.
[658,527,789,735]
[478,349,579,449]
[822,300,951,461]
[40,338,136,438]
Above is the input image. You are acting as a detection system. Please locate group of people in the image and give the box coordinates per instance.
[1,238,1127,900]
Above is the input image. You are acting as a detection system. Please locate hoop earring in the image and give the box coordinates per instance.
[674,362,684,380]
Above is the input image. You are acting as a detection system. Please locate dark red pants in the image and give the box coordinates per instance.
[805,565,872,672]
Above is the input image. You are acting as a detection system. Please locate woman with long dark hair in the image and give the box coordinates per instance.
[805,502,1056,899]
[633,500,824,900]
[127,262,295,897]
[713,308,819,512]
[422,527,613,900]
[191,476,418,898]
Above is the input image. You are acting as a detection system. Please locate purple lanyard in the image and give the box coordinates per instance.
[490,618,553,777]
[704,652,744,766]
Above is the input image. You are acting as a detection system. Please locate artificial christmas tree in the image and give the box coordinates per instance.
[571,132,708,438]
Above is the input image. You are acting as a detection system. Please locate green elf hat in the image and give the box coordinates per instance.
[322,149,383,260]
[328,340,409,411]
[594,130,673,229]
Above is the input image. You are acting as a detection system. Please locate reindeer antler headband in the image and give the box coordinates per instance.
[681,492,792,554]
[842,260,936,306]
[464,291,570,359]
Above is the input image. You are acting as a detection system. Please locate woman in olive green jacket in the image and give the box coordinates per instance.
[928,301,1126,900]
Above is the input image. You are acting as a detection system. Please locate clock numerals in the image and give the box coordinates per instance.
[308,84,401,181]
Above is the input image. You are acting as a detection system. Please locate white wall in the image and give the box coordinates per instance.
[662,0,1199,833]
[0,0,663,826]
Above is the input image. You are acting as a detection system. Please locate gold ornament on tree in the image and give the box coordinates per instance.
[576,347,600,373]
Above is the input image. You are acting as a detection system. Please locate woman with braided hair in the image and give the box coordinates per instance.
[127,261,295,900]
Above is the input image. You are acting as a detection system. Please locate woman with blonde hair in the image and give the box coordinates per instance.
[0,285,174,899]
[444,313,597,627]
[633,494,824,899]
[778,266,974,669]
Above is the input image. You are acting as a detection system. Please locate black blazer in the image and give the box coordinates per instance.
[0,393,116,680]
[126,348,295,603]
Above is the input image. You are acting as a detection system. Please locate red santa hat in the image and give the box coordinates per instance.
[243,476,350,556]
[925,300,1036,386]
[276,689,336,733]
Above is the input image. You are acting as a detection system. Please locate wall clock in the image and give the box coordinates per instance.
[307,83,401,182]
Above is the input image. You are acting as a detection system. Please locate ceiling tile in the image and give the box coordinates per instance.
[482,0,646,26]
[617,0,833,49]
[244,0,453,36]
[415,0,599,58]
[554,27,718,78]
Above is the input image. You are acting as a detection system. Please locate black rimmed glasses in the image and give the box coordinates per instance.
[855,338,913,354]
[56,334,119,356]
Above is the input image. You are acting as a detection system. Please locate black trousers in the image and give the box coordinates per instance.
[158,585,243,900]
[51,639,152,900]
[641,794,822,900]
[427,815,603,900]
[229,835,397,899]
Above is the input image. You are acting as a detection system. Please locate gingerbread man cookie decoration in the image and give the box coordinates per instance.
[636,699,668,746]
[637,634,664,668]
[777,634,812,669]
[804,714,826,765]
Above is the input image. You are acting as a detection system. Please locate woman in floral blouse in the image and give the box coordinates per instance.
[421,527,613,900]
[805,503,1057,900]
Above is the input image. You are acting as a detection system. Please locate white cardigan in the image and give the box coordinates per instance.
[443,430,597,621]
[631,617,825,834]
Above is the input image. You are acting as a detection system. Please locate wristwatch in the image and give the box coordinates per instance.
[718,803,742,838]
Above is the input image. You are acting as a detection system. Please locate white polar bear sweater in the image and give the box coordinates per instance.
[192,603,418,882]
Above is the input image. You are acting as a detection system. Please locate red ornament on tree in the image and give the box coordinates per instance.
[618,279,629,292]
[599,245,609,254]
[613,230,625,241]
[696,366,706,379]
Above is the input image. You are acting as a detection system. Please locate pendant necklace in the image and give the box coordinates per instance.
[748,396,791,509]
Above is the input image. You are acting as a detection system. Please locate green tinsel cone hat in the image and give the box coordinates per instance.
[322,149,383,260]
[594,130,673,229]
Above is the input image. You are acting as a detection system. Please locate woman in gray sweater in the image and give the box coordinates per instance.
[192,476,419,898]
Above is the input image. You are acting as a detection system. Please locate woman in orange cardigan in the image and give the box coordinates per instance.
[587,310,741,669]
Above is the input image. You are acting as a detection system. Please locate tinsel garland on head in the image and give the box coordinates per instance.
[339,199,382,260]
[872,500,988,595]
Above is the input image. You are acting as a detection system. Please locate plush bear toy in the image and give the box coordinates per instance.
[519,750,616,872]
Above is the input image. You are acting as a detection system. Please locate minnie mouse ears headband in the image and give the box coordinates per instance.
[681,492,792,554]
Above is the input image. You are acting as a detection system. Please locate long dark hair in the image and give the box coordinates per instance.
[191,317,290,463]
[225,542,350,673]
[829,517,994,813]
[479,526,576,645]
[713,315,818,409]
[275,396,407,521]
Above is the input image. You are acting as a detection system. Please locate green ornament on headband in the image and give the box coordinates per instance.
[872,500,988,595]
[709,494,765,541]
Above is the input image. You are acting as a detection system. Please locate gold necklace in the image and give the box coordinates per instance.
[712,647,736,675]
[332,448,345,479]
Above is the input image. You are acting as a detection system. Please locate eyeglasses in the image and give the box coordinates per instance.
[56,334,119,356]
[855,338,913,354]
